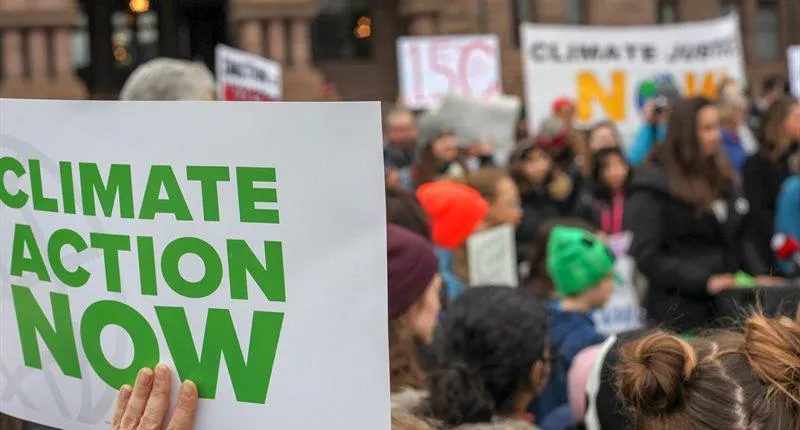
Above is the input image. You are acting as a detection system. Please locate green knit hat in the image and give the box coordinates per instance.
[546,226,615,297]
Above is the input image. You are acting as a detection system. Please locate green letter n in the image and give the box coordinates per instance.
[11,285,81,378]
[79,163,134,218]
[156,307,283,404]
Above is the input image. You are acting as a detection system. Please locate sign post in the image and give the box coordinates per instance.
[0,100,388,429]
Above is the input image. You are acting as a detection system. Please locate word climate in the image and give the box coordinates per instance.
[1,156,285,405]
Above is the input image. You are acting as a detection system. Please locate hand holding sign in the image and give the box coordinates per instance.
[110,364,197,430]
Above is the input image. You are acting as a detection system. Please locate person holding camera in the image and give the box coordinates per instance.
[626,85,680,166]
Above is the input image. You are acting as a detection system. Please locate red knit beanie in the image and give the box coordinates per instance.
[416,181,488,249]
[387,224,439,318]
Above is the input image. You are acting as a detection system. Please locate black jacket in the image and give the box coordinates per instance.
[742,146,797,270]
[624,165,768,332]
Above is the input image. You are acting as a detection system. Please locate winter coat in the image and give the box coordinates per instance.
[624,164,769,332]
[579,186,627,235]
[775,176,800,275]
[721,129,747,175]
[626,123,666,166]
[385,141,416,170]
[743,146,797,270]
[392,389,540,430]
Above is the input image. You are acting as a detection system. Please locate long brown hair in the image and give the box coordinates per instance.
[663,97,735,211]
[617,312,800,429]
[524,218,597,299]
[759,97,800,163]
[467,167,508,203]
[389,314,425,393]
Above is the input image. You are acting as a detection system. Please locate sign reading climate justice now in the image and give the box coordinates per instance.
[521,14,745,141]
[0,100,389,429]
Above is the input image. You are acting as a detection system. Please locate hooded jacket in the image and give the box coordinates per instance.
[624,164,768,332]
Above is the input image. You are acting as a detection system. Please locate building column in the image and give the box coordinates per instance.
[290,18,310,68]
[267,20,286,63]
[240,19,264,55]
[0,0,87,99]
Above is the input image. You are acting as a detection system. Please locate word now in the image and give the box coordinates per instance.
[11,285,283,404]
[0,157,279,224]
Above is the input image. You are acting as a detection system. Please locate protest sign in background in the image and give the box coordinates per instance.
[216,44,282,101]
[437,94,522,161]
[397,35,502,110]
[0,100,389,429]
[521,15,745,143]
[466,225,518,288]
[789,45,800,99]
[592,232,644,336]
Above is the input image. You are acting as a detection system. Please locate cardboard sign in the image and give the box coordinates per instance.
[0,100,389,429]
[437,94,522,159]
[216,44,282,101]
[467,225,518,288]
[593,232,644,335]
[789,45,800,99]
[521,15,745,143]
[397,35,502,110]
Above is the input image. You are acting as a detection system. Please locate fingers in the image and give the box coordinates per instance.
[138,364,172,430]
[110,385,132,429]
[119,368,154,430]
[166,380,199,430]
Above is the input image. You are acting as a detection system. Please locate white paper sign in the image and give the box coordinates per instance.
[789,45,800,99]
[216,44,282,101]
[521,15,745,144]
[593,232,644,335]
[0,100,388,429]
[397,35,502,109]
[437,94,522,158]
[467,225,519,287]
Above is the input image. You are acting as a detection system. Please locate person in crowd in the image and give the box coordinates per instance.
[536,116,586,179]
[417,181,488,303]
[385,108,419,170]
[411,115,466,189]
[626,82,680,166]
[586,121,621,155]
[425,287,550,430]
[582,147,631,235]
[775,153,800,275]
[743,97,800,270]
[552,97,590,176]
[625,97,772,333]
[523,218,598,300]
[718,78,759,155]
[617,312,800,429]
[718,89,749,175]
[467,168,523,229]
[387,186,431,239]
[119,58,215,101]
[749,75,789,132]
[387,224,442,398]
[510,142,588,262]
[533,226,614,428]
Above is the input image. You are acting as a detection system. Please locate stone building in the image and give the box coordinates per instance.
[0,0,797,101]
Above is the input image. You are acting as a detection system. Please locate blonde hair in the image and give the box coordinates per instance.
[120,58,215,101]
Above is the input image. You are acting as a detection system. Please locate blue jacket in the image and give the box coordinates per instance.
[775,176,800,274]
[435,248,466,304]
[627,123,666,166]
[721,129,747,175]
[532,302,605,424]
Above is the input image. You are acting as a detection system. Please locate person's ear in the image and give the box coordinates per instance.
[529,360,548,395]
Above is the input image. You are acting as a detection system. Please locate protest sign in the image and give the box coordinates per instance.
[397,35,502,110]
[593,232,644,335]
[521,15,745,142]
[437,94,522,159]
[466,225,518,288]
[216,44,282,101]
[789,45,800,99]
[0,100,389,429]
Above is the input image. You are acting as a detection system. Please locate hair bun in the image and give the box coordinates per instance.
[744,314,800,405]
[617,332,698,417]
[428,362,495,426]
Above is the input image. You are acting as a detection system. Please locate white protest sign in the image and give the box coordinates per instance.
[397,35,502,110]
[521,15,745,143]
[437,94,522,158]
[466,225,518,287]
[593,232,644,335]
[789,45,800,99]
[0,100,389,429]
[216,44,282,101]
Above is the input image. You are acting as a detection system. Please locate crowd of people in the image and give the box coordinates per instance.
[3,58,800,430]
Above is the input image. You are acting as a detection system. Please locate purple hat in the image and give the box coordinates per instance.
[387,224,439,318]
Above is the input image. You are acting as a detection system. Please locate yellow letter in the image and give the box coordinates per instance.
[577,71,626,122]
[685,71,727,99]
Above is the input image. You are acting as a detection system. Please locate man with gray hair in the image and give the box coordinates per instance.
[119,58,216,101]
[383,107,418,170]
[718,87,750,175]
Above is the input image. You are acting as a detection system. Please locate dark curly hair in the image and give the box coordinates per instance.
[427,287,549,426]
